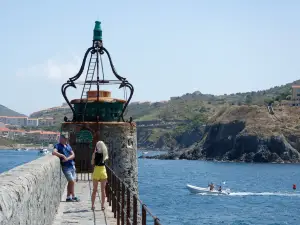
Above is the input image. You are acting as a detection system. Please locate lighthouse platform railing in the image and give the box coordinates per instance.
[105,165,162,225]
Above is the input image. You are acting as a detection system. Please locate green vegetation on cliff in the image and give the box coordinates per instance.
[32,79,299,125]
[24,79,300,156]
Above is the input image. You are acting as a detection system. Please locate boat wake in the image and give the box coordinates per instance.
[187,184,300,197]
[229,192,300,197]
[196,191,300,197]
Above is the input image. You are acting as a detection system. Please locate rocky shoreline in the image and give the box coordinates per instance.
[0,146,14,150]
[138,110,300,164]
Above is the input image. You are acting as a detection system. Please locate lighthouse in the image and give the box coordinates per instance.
[60,21,138,193]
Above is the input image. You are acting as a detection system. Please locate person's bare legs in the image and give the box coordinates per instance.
[100,180,107,209]
[67,181,75,198]
[91,180,98,210]
[69,180,75,197]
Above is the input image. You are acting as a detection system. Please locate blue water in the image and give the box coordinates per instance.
[138,152,300,225]
[1,150,300,224]
[0,150,41,173]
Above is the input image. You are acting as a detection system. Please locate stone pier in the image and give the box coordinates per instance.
[0,156,118,225]
[52,178,116,225]
[0,156,66,225]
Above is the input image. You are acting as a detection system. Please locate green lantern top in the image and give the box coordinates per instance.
[93,21,102,41]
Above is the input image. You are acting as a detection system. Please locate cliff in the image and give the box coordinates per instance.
[137,126,203,150]
[144,105,300,163]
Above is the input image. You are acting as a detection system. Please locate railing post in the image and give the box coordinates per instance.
[117,178,121,225]
[133,195,137,225]
[126,187,131,225]
[105,165,162,225]
[106,167,110,204]
[84,160,86,181]
[121,183,125,225]
[154,218,161,225]
[113,173,116,218]
[109,169,112,206]
[80,161,83,180]
[142,204,147,225]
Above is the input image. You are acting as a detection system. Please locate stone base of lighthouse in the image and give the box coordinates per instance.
[61,122,138,194]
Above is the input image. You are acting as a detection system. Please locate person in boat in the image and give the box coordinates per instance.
[52,134,80,202]
[209,183,214,191]
[218,186,222,192]
[91,141,109,211]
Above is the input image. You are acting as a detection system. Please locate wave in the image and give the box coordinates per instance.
[196,191,300,197]
[230,192,300,197]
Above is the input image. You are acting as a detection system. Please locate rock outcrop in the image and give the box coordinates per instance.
[137,126,203,150]
[142,105,300,163]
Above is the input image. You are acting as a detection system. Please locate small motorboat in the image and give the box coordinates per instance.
[38,149,50,156]
[15,148,21,151]
[186,184,230,195]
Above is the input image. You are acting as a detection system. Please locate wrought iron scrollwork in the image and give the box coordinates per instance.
[61,43,134,122]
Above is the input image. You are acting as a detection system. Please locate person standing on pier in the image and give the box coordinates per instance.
[91,140,109,210]
[52,134,80,202]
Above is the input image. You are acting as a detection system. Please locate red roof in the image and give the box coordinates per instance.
[0,127,10,132]
[12,130,26,133]
[0,116,27,118]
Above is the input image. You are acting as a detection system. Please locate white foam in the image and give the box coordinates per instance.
[196,191,300,197]
[229,192,300,197]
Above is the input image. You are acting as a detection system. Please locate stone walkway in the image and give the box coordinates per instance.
[52,180,117,225]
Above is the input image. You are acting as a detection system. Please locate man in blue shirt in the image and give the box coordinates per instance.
[53,134,80,202]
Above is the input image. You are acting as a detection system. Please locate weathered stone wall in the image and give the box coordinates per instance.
[99,123,138,193]
[61,122,138,193]
[0,155,67,225]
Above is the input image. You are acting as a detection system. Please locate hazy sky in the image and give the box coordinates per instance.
[1,0,300,115]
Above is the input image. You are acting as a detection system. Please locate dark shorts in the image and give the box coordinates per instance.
[62,165,76,182]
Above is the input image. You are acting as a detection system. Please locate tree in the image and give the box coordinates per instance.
[245,95,252,105]
[264,98,274,105]
[286,95,292,100]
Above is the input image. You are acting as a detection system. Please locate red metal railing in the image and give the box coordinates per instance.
[105,166,162,225]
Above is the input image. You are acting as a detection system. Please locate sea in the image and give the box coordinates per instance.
[1,149,300,225]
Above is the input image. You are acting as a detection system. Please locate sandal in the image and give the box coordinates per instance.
[101,206,105,211]
[91,206,95,211]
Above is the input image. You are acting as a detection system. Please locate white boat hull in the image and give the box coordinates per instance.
[38,149,50,156]
[186,184,230,195]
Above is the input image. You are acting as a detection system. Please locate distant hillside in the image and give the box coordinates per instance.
[0,104,26,117]
[29,79,299,123]
[127,79,299,121]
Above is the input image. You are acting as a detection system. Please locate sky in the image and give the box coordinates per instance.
[0,0,300,115]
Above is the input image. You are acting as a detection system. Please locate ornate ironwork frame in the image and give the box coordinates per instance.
[61,41,134,123]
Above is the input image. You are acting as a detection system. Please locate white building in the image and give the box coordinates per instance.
[6,129,27,140]
[0,116,54,127]
[38,117,54,126]
[39,131,60,142]
[0,116,7,124]
[27,118,39,127]
[26,130,59,142]
[0,127,10,137]
[3,116,28,126]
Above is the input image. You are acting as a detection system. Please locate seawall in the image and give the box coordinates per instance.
[0,155,67,225]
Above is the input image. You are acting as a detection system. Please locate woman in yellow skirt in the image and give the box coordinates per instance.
[91,141,109,210]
